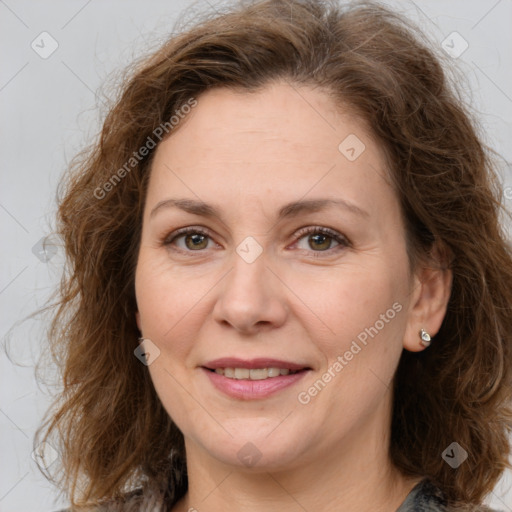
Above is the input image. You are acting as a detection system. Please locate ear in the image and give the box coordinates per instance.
[403,248,453,353]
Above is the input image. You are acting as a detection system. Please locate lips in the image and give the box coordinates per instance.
[201,358,311,399]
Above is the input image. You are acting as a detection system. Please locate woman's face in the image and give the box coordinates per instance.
[135,82,424,471]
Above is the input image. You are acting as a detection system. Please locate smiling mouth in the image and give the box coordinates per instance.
[204,367,305,380]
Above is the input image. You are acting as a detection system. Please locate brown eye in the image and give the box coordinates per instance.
[183,233,209,250]
[307,232,334,251]
[164,228,214,252]
[293,226,349,255]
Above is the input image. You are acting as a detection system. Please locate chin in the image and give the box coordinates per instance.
[191,426,308,471]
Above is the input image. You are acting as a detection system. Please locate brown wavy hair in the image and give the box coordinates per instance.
[37,0,512,509]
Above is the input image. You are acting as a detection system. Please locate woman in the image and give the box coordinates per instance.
[39,0,512,510]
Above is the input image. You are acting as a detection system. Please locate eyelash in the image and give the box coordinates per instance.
[163,225,350,257]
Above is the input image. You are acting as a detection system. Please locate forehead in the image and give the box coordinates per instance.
[159,83,372,161]
[146,82,395,222]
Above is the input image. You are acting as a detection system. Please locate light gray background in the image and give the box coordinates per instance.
[1,1,511,511]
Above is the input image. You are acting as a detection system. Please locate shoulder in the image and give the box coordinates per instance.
[397,478,505,512]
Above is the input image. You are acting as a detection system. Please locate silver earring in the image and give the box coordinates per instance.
[419,328,431,348]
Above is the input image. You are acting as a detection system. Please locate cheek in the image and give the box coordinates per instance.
[135,259,204,423]
[135,252,224,373]
[291,260,408,365]
[135,256,193,347]
[294,270,407,424]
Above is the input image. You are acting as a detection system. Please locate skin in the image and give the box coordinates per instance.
[134,81,452,512]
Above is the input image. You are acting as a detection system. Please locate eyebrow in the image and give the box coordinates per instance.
[149,197,369,221]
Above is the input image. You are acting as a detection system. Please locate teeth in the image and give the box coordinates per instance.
[234,368,250,379]
[212,367,299,380]
[249,368,268,380]
[224,368,235,378]
[268,368,280,377]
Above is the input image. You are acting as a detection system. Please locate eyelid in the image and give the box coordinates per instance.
[164,226,211,242]
[162,225,350,255]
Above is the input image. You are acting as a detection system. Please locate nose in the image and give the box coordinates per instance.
[212,249,288,335]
